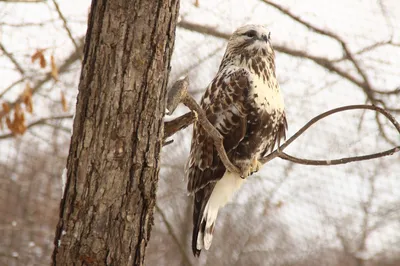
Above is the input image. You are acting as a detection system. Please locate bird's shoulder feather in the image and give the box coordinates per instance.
[186,68,252,193]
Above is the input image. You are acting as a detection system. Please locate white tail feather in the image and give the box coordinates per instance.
[196,231,204,250]
[198,172,244,250]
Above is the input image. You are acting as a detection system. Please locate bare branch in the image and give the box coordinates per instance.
[330,40,392,63]
[0,77,27,98]
[0,36,84,118]
[177,20,384,106]
[164,78,400,171]
[0,42,25,75]
[261,0,380,104]
[0,19,57,27]
[0,114,73,140]
[178,20,230,39]
[372,87,400,95]
[164,77,240,174]
[378,0,394,40]
[261,104,400,165]
[375,110,397,146]
[277,147,399,166]
[164,112,196,141]
[52,0,82,59]
[155,204,193,266]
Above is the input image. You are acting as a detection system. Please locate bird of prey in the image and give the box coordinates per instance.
[186,25,287,256]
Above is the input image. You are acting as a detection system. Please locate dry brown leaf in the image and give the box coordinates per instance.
[31,49,47,68]
[14,103,21,115]
[17,121,27,134]
[39,55,46,68]
[2,102,10,115]
[51,55,59,81]
[19,110,25,124]
[25,101,33,114]
[31,49,42,63]
[5,116,13,132]
[25,83,32,95]
[22,83,33,113]
[194,0,199,7]
[61,91,68,112]
[5,105,27,135]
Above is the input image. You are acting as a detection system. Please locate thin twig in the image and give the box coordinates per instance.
[0,77,27,98]
[0,114,73,140]
[179,17,400,114]
[155,204,193,266]
[0,19,58,27]
[0,37,84,118]
[177,20,382,106]
[375,110,397,146]
[52,0,82,59]
[0,42,25,75]
[261,104,400,165]
[378,0,394,40]
[278,148,399,166]
[330,40,392,63]
[178,20,230,39]
[261,0,378,104]
[372,87,400,95]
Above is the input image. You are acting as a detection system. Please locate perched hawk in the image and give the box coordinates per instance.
[186,25,287,256]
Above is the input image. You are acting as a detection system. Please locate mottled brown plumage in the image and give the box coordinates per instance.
[186,25,287,257]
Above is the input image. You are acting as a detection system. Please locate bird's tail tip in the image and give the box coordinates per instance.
[192,199,218,257]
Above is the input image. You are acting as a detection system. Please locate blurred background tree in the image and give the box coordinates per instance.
[0,0,399,265]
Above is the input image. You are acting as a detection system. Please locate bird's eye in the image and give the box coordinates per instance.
[243,30,257,38]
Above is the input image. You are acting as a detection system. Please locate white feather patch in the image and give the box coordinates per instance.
[251,73,284,113]
[201,171,244,250]
[204,233,213,250]
[196,231,204,250]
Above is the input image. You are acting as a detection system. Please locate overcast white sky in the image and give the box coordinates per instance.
[1,0,399,264]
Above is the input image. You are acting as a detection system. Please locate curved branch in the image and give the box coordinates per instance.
[260,104,400,165]
[278,148,399,166]
[164,78,400,170]
[182,92,241,174]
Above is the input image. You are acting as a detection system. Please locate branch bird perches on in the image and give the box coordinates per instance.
[163,77,400,171]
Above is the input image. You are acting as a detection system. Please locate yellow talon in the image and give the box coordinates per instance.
[251,158,262,174]
[193,110,198,121]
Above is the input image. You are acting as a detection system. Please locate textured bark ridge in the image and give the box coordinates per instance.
[52,0,179,265]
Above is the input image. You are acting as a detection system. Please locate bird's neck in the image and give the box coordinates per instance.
[219,52,275,78]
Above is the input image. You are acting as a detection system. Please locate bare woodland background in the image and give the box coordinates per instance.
[0,0,400,265]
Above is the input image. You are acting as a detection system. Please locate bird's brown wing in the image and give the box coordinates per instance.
[186,69,251,256]
[186,69,251,193]
[260,111,288,157]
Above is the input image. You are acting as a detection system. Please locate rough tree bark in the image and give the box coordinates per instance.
[52,0,179,265]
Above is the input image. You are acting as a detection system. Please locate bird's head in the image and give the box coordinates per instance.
[225,24,274,57]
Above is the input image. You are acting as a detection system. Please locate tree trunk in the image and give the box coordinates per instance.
[52,0,179,265]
